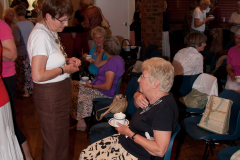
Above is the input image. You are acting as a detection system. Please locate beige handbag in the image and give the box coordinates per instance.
[198,95,233,134]
[96,94,128,121]
[98,7,110,28]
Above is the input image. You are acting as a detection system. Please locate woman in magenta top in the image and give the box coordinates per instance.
[225,28,240,93]
[70,36,125,131]
[0,42,24,160]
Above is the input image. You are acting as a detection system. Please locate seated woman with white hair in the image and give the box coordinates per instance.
[225,28,240,93]
[79,57,178,160]
[191,0,214,33]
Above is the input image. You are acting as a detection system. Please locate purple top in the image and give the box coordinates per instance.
[92,56,125,97]
[227,46,240,76]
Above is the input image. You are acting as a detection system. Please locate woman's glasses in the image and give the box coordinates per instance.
[52,16,71,24]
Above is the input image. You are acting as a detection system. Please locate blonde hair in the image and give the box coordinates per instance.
[3,8,14,19]
[32,0,38,7]
[184,32,207,47]
[199,0,210,5]
[91,26,106,39]
[142,58,174,93]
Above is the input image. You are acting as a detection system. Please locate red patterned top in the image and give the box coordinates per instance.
[83,6,102,40]
[0,44,10,107]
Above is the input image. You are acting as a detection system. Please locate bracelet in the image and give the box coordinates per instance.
[131,133,137,140]
[60,67,64,75]
[230,73,235,77]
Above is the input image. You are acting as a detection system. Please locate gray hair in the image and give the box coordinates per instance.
[235,28,240,36]
[103,36,121,56]
[83,0,94,6]
[2,8,14,19]
[199,0,210,5]
[142,58,174,93]
[237,1,240,5]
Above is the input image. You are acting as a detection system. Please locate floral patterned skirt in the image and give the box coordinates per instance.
[70,81,109,120]
[209,28,223,53]
[15,55,33,92]
[79,134,137,160]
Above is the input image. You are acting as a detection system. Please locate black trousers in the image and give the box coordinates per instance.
[2,74,26,145]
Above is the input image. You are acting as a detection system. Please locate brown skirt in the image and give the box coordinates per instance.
[33,78,71,160]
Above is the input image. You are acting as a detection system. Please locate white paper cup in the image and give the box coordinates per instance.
[86,55,92,60]
[236,76,240,83]
[114,112,126,127]
[82,76,89,81]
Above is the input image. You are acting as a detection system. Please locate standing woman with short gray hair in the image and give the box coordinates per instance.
[191,0,214,32]
[27,0,81,159]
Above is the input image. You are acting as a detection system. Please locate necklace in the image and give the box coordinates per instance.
[140,99,162,114]
[43,19,68,62]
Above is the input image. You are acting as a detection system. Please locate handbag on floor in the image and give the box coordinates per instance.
[198,95,233,134]
[96,94,128,121]
[98,7,110,28]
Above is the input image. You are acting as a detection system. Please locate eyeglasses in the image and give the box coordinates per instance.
[140,74,150,79]
[93,36,104,40]
[52,16,71,24]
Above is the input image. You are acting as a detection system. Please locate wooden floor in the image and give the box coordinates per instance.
[15,81,228,160]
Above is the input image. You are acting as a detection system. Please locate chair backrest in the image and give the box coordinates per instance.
[170,74,200,97]
[192,73,218,100]
[116,76,122,95]
[144,44,159,60]
[125,77,139,102]
[164,124,180,160]
[218,90,240,137]
[126,88,139,117]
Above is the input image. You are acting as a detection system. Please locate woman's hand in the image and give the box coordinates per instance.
[230,74,236,81]
[115,122,134,137]
[134,92,149,109]
[82,53,88,59]
[68,57,81,67]
[88,58,95,63]
[82,80,92,88]
[63,63,79,74]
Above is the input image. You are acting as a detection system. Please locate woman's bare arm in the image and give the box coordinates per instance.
[83,71,114,90]
[31,55,79,82]
[1,38,17,62]
[116,123,172,158]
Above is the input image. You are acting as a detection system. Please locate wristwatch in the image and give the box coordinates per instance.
[131,133,137,140]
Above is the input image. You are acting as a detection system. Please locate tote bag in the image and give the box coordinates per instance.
[198,95,233,134]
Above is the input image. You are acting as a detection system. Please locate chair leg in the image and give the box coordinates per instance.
[175,128,186,160]
[87,102,96,139]
[202,141,210,160]
[209,140,214,156]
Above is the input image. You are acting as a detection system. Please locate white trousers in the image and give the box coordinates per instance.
[0,102,23,160]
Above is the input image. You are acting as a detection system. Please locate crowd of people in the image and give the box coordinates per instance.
[1,0,240,159]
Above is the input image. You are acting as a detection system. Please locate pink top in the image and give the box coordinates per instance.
[0,44,10,107]
[0,19,16,78]
[227,46,240,76]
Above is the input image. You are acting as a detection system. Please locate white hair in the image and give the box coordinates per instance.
[199,0,210,5]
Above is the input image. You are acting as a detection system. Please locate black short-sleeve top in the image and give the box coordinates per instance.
[119,92,178,160]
